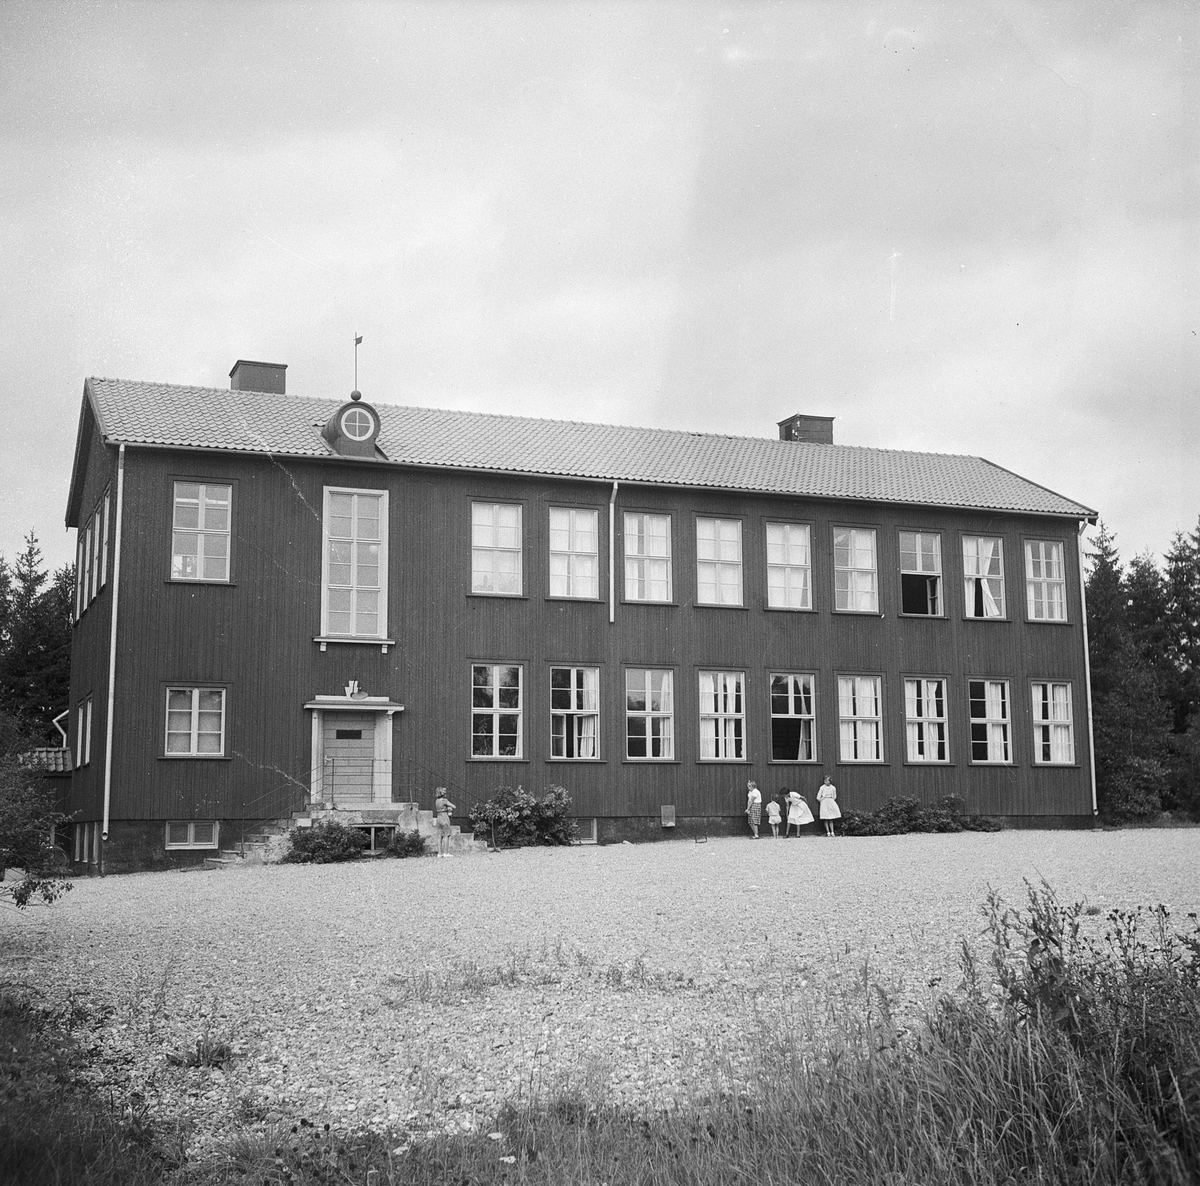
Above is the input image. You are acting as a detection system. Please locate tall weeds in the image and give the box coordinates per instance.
[386,881,1200,1186]
[7,883,1198,1184]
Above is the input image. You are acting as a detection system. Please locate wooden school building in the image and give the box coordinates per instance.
[63,360,1098,871]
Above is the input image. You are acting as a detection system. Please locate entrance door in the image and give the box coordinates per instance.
[322,713,376,806]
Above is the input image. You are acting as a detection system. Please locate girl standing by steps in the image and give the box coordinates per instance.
[817,775,840,836]
[433,788,456,857]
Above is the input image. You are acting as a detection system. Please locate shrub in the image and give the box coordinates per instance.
[470,785,577,847]
[282,819,369,864]
[1101,755,1167,822]
[387,828,427,858]
[0,755,72,908]
[841,795,1000,836]
[1164,728,1200,818]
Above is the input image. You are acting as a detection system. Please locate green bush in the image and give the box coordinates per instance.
[470,785,577,847]
[387,828,427,858]
[0,755,72,908]
[1101,755,1167,822]
[841,795,1001,836]
[282,819,369,864]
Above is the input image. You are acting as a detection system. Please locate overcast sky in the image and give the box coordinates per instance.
[2,1,1196,576]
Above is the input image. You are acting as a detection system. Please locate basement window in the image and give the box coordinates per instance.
[354,825,395,851]
[165,821,219,850]
[574,818,598,844]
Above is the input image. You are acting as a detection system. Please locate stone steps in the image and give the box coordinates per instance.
[203,803,487,868]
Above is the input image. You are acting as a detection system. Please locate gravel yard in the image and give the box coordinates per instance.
[3,829,1198,1158]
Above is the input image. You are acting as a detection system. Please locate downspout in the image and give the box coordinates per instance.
[101,444,126,860]
[1077,520,1099,819]
[608,481,618,624]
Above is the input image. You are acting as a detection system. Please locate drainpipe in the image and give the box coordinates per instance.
[52,709,69,748]
[101,444,126,862]
[1076,520,1099,819]
[608,481,618,624]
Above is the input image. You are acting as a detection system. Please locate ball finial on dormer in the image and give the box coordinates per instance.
[350,390,362,401]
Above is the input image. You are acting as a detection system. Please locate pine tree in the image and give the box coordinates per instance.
[1085,524,1171,819]
[0,555,11,653]
[1159,516,1200,813]
[1163,517,1200,732]
[0,534,74,743]
[1126,552,1171,677]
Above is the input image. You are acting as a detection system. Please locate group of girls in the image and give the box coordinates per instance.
[744,777,841,838]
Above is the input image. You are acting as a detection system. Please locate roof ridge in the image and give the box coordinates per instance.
[376,402,985,460]
[87,375,340,403]
[88,378,993,462]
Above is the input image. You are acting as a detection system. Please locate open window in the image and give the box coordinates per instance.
[963,536,1005,618]
[900,531,941,615]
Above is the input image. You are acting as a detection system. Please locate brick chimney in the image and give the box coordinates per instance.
[229,360,287,394]
[777,413,834,444]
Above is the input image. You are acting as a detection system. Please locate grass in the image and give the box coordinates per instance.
[4,882,1199,1184]
[0,991,183,1186]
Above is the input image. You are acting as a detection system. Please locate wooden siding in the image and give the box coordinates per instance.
[92,446,1094,825]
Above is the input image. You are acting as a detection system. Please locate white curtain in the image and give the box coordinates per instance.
[577,714,597,758]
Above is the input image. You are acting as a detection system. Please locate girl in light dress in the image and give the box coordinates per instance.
[745,781,762,838]
[784,788,814,836]
[817,775,841,836]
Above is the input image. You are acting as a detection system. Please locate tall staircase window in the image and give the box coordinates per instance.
[322,488,388,637]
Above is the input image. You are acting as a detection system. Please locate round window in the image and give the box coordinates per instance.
[340,406,375,441]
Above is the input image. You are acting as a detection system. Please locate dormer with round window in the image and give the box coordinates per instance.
[322,391,381,458]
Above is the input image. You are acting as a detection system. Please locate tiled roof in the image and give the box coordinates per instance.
[82,377,1095,518]
[19,748,72,773]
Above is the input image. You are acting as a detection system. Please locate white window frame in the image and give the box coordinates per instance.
[963,535,1005,618]
[75,532,86,620]
[321,487,389,638]
[833,527,879,613]
[899,531,942,616]
[904,677,948,763]
[164,687,227,757]
[550,665,600,759]
[699,670,745,760]
[969,679,1011,764]
[696,518,743,606]
[75,697,92,768]
[548,507,599,599]
[625,668,674,759]
[472,664,523,758]
[87,512,98,602]
[171,481,232,583]
[98,488,110,590]
[164,821,220,850]
[471,502,523,596]
[1032,681,1075,764]
[838,675,883,762]
[1025,540,1067,621]
[623,513,672,602]
[765,522,812,610]
[770,672,816,761]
